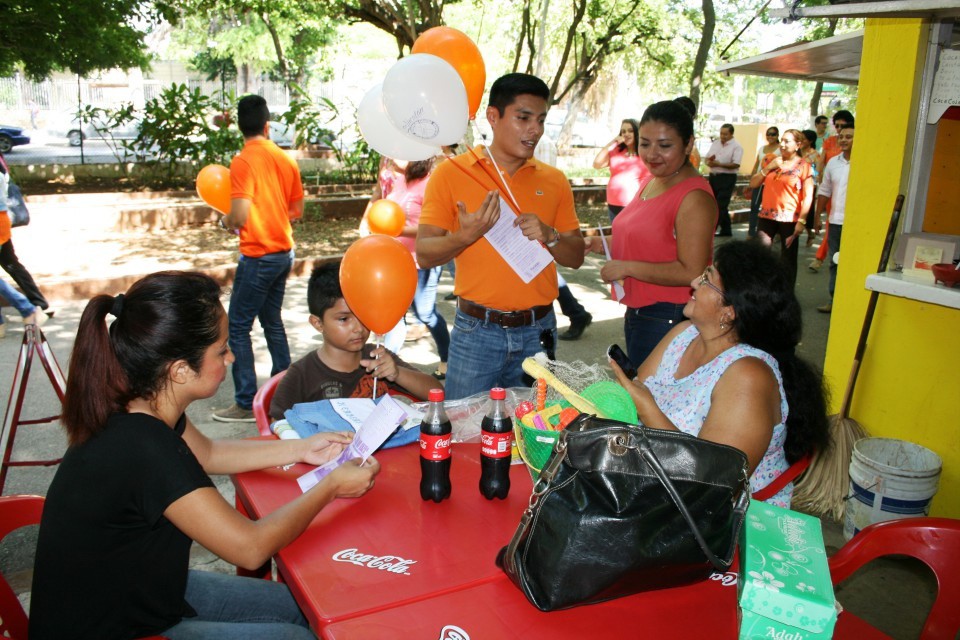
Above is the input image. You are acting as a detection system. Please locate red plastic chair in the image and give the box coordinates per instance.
[751,452,812,502]
[828,517,960,639]
[252,371,288,436]
[0,495,44,640]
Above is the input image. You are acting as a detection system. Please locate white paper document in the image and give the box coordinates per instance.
[483,197,554,284]
[297,394,409,493]
[598,224,626,301]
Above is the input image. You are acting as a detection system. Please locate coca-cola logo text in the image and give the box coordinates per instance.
[439,625,470,640]
[331,548,417,575]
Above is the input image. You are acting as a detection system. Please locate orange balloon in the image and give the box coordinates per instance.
[340,235,417,335]
[367,199,406,237]
[196,164,231,214]
[412,26,486,120]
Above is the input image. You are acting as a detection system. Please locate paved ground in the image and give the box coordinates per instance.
[0,218,936,637]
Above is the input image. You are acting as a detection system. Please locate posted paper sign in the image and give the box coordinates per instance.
[297,394,408,493]
[483,197,554,283]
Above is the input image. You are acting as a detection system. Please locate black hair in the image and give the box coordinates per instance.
[721,123,735,134]
[404,158,434,183]
[237,95,270,137]
[673,97,697,119]
[832,110,854,126]
[640,100,694,146]
[802,129,817,146]
[488,73,549,116]
[617,118,640,154]
[307,261,343,318]
[713,241,830,463]
[62,271,224,445]
[815,115,828,125]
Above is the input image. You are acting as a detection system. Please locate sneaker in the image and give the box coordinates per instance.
[808,259,822,272]
[559,313,592,341]
[443,292,457,301]
[817,303,833,314]
[212,404,255,423]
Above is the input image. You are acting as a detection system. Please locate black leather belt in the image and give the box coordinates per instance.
[458,298,552,328]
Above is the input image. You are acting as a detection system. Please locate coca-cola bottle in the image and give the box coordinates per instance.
[480,387,513,500]
[419,388,452,503]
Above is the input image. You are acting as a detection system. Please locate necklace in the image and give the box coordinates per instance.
[640,165,685,200]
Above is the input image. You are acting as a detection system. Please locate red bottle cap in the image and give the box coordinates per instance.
[489,387,506,400]
[428,388,445,402]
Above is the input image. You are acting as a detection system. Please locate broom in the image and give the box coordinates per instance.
[792,195,904,522]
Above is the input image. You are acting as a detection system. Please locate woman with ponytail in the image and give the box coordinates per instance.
[611,241,829,508]
[30,271,380,640]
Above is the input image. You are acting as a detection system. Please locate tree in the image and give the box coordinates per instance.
[688,0,715,110]
[335,0,454,54]
[170,0,337,98]
[1,0,173,78]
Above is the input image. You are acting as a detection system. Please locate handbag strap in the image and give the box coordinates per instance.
[641,446,747,570]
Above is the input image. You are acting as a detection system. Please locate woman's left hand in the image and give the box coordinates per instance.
[600,260,630,284]
[301,432,353,466]
[609,359,659,422]
[785,221,805,248]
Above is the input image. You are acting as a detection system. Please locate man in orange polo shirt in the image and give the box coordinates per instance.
[417,73,585,399]
[212,95,304,422]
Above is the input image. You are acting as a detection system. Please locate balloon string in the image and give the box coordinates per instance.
[444,152,511,208]
[372,334,382,400]
[467,120,520,215]
[465,143,523,217]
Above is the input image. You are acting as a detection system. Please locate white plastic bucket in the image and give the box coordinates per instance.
[844,437,942,540]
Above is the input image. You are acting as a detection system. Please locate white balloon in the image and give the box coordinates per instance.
[357,83,441,162]
[382,54,469,146]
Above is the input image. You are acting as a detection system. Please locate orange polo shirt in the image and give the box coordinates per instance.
[230,139,304,257]
[420,146,579,311]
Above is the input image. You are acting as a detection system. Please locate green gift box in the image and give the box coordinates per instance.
[738,500,838,640]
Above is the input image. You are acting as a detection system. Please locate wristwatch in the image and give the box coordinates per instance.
[545,228,561,248]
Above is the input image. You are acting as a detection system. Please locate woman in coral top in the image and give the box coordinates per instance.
[586,100,718,366]
[592,118,648,222]
[748,129,814,287]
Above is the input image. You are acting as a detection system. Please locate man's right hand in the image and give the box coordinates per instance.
[455,190,501,244]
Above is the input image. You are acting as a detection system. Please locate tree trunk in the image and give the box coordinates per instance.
[809,19,839,118]
[688,0,715,110]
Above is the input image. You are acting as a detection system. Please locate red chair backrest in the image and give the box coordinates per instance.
[828,517,960,639]
[0,495,44,640]
[252,371,288,436]
[751,452,812,502]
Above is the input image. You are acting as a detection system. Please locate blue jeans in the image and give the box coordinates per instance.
[624,302,686,367]
[828,223,843,299]
[229,250,294,408]
[444,308,557,400]
[0,277,36,324]
[412,266,450,362]
[160,570,314,639]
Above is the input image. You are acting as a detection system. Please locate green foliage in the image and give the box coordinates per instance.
[1,0,173,78]
[132,83,243,180]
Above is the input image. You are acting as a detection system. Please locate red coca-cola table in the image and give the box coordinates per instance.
[233,442,889,639]
[231,443,533,631]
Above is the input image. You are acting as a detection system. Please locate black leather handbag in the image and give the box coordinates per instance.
[497,414,750,611]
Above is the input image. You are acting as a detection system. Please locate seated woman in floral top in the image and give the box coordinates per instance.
[611,241,829,507]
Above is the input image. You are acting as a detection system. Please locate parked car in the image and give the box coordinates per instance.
[0,125,31,153]
[46,110,141,147]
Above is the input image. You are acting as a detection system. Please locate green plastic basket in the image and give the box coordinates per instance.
[518,424,560,474]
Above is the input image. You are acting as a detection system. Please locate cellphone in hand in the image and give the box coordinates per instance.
[607,344,637,379]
